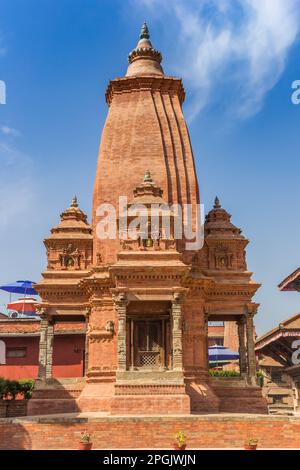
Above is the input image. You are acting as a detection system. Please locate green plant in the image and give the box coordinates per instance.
[209,370,240,377]
[256,371,264,387]
[18,379,35,399]
[8,380,19,399]
[0,377,35,399]
[0,377,9,399]
[80,430,91,443]
[174,431,186,447]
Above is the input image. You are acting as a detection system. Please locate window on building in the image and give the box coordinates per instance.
[208,337,224,347]
[0,340,5,364]
[208,321,224,327]
[7,348,27,358]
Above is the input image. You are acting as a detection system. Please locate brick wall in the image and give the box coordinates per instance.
[0,400,27,418]
[1,415,300,449]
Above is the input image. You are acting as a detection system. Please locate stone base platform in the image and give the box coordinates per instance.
[27,377,268,416]
[210,378,268,414]
[1,413,300,449]
[27,378,84,416]
[111,384,191,415]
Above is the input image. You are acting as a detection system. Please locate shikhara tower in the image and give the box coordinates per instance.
[29,24,267,415]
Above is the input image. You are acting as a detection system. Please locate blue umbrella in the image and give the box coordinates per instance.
[209,345,239,364]
[0,280,38,296]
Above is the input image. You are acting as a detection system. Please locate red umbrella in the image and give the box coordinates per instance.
[7,297,38,315]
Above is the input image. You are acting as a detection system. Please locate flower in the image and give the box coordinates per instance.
[175,431,186,446]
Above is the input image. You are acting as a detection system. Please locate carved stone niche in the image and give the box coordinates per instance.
[59,243,82,270]
[234,248,247,271]
[214,244,234,270]
[118,171,177,253]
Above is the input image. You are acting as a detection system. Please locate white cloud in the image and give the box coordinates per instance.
[1,126,21,137]
[135,0,300,119]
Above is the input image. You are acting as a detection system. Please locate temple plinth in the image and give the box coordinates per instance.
[30,24,267,416]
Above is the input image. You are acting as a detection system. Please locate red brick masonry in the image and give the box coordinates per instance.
[0,414,300,449]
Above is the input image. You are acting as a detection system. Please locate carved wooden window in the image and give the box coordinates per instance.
[134,320,162,368]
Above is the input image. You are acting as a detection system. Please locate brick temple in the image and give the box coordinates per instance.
[28,24,267,416]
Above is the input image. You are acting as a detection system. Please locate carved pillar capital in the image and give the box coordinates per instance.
[37,307,47,320]
[237,315,247,326]
[113,292,129,308]
[85,307,91,319]
[245,303,259,316]
[172,291,184,304]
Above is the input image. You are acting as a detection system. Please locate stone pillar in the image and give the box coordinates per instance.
[237,317,247,377]
[246,314,257,385]
[204,312,209,370]
[114,293,128,371]
[84,308,90,376]
[38,313,49,381]
[171,293,183,371]
[45,320,54,379]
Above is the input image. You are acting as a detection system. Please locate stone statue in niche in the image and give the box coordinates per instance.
[65,257,75,267]
[105,320,115,334]
[60,243,81,269]
[214,244,233,270]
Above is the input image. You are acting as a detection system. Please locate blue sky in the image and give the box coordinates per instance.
[0,0,300,335]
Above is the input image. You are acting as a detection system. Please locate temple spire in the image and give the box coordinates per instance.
[71,195,78,208]
[140,21,150,40]
[214,196,221,209]
[126,23,164,77]
[143,169,153,183]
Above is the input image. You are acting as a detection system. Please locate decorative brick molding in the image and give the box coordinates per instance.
[105,76,185,106]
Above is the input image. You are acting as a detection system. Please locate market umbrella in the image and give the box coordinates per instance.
[209,345,239,365]
[7,297,38,316]
[0,280,38,296]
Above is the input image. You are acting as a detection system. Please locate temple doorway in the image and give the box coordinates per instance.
[127,317,171,370]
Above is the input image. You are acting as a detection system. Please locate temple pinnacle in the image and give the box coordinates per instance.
[143,169,153,183]
[71,195,78,208]
[140,21,150,40]
[214,196,221,209]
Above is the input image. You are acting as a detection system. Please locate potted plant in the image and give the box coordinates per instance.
[78,430,93,450]
[244,438,258,450]
[173,431,187,450]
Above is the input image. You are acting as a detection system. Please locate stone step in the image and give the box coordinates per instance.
[27,399,79,416]
[213,387,263,398]
[32,389,82,399]
[219,398,268,414]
